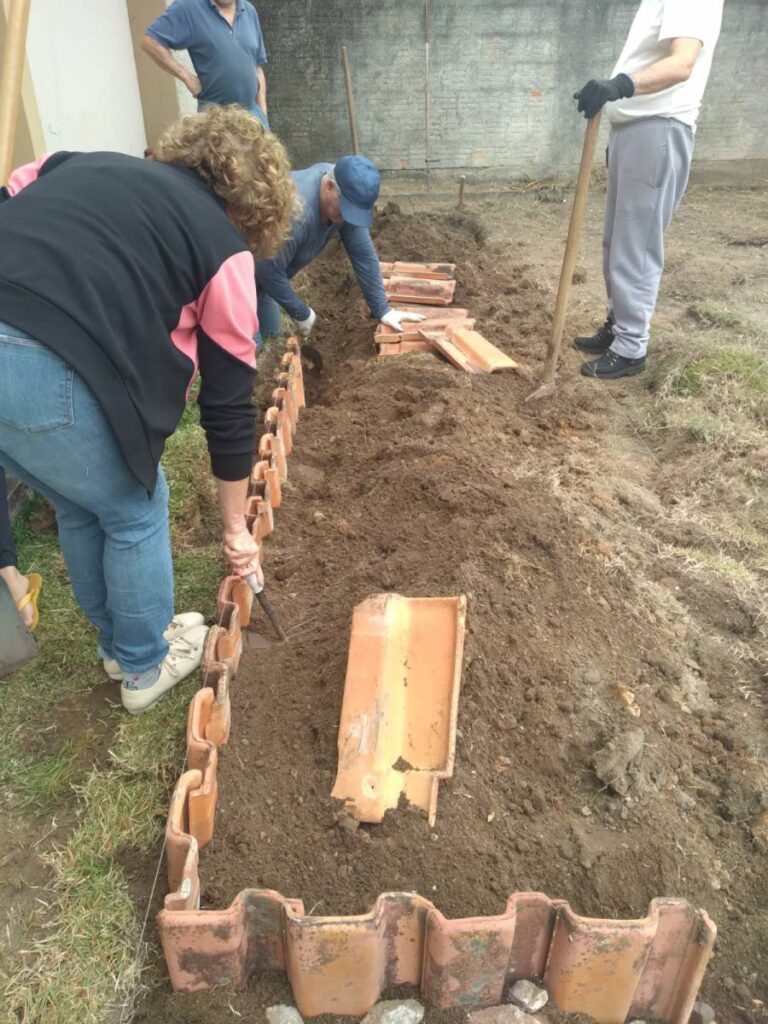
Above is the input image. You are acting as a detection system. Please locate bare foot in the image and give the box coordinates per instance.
[0,566,34,628]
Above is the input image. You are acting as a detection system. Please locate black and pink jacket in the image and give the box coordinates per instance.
[0,151,259,492]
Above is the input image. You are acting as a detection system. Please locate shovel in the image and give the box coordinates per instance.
[527,113,602,402]
[0,578,37,677]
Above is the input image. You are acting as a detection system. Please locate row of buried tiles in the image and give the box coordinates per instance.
[157,335,716,1022]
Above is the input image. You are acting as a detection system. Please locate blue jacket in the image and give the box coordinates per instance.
[255,163,389,322]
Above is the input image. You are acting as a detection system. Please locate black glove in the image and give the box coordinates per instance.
[573,73,635,119]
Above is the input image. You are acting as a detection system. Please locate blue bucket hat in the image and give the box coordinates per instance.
[335,155,381,228]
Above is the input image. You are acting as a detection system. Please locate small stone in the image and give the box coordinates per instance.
[674,788,697,813]
[266,1007,304,1024]
[591,729,645,797]
[469,1007,539,1024]
[508,979,549,1013]
[581,805,592,817]
[361,1000,425,1024]
[690,1002,716,1024]
[337,810,360,834]
[526,603,536,614]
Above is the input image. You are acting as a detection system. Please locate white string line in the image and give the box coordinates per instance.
[117,587,232,1024]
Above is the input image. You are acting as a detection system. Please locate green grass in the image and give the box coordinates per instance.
[645,311,768,441]
[674,346,768,400]
[5,740,79,812]
[0,399,223,1024]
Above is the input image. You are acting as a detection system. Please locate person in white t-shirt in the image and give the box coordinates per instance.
[572,0,725,380]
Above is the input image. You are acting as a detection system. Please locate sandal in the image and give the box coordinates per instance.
[17,572,42,631]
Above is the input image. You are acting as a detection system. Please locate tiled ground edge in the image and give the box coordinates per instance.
[156,334,716,1022]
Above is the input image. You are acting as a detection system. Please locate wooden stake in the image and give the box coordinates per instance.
[0,0,32,183]
[341,46,359,155]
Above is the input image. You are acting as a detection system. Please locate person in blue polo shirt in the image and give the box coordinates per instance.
[256,155,425,342]
[142,0,269,127]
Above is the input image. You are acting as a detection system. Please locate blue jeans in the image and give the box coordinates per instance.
[255,287,283,351]
[0,322,173,672]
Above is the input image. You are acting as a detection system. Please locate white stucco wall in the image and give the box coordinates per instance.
[26,0,146,154]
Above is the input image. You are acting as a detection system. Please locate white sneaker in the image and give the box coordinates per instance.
[103,613,206,680]
[120,625,209,715]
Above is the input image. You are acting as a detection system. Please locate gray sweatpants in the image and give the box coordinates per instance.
[604,117,694,360]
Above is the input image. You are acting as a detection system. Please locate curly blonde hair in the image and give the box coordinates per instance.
[154,106,297,257]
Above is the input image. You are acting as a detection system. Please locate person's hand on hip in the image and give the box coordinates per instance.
[183,71,202,98]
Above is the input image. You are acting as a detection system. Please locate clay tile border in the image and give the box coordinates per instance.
[155,327,717,1020]
[158,885,715,1021]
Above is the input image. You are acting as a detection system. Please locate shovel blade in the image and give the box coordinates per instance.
[0,580,37,677]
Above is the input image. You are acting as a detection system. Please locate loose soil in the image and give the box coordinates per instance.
[137,198,768,1024]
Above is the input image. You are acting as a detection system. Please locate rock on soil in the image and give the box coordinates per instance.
[507,980,549,1013]
[591,729,645,796]
[266,1006,304,1024]
[690,1003,717,1024]
[362,1000,426,1024]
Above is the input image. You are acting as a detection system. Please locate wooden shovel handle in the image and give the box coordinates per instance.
[541,113,602,385]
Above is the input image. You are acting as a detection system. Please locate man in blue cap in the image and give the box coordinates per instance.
[255,155,425,341]
[142,0,269,128]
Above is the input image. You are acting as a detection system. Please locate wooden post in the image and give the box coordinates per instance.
[341,46,359,155]
[0,0,32,184]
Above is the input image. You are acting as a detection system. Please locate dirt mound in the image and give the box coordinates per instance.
[138,212,767,1024]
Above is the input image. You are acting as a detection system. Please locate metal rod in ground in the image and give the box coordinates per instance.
[341,46,360,155]
[255,590,288,642]
[458,175,467,209]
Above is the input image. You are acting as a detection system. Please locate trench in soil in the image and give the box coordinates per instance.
[137,209,768,1024]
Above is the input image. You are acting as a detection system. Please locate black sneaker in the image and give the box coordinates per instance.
[574,317,615,354]
[581,350,646,379]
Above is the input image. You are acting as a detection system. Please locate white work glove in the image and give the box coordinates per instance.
[379,309,427,333]
[293,307,316,339]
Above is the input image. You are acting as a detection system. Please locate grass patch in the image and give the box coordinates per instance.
[5,740,78,812]
[0,399,224,1023]
[645,314,768,445]
[686,301,746,331]
[674,347,768,401]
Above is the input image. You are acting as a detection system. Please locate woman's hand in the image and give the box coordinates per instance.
[223,526,262,583]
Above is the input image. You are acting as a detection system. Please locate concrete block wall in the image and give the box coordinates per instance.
[256,0,765,178]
